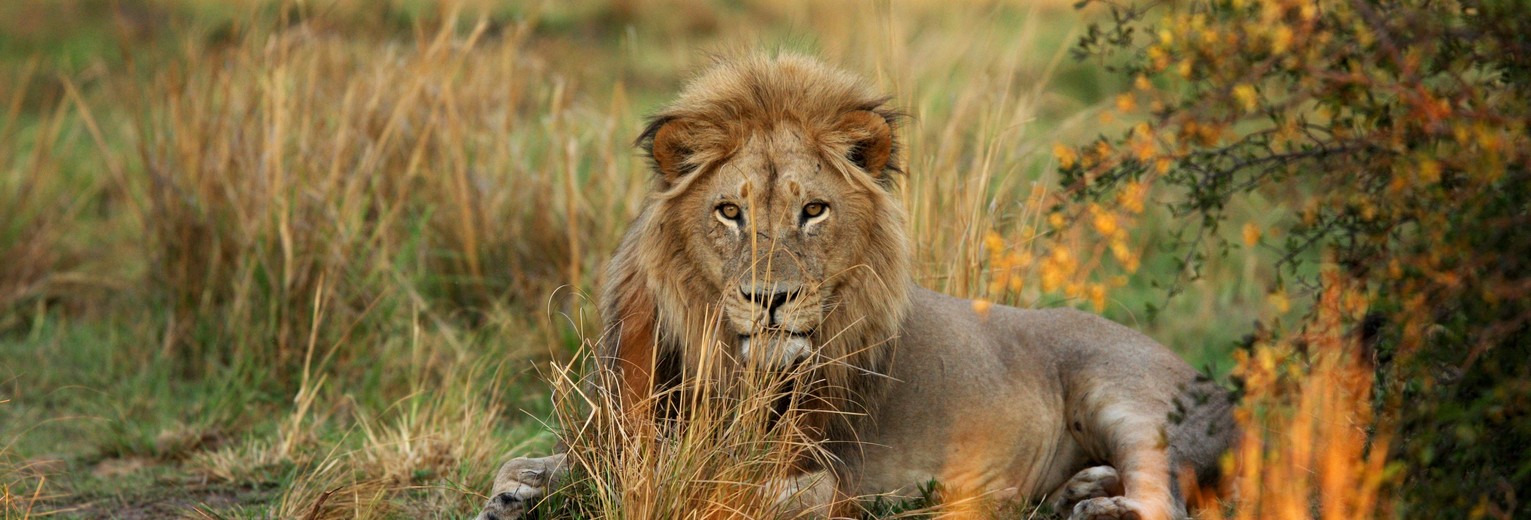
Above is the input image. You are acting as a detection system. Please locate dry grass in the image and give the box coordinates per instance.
[535,339,1067,520]
[1192,271,1395,520]
[541,329,825,519]
[0,0,1395,518]
[133,6,637,369]
[1,424,51,519]
[1,62,85,326]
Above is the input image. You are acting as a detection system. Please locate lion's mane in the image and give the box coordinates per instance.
[599,54,911,442]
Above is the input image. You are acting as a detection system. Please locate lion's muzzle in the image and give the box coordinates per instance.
[730,281,822,366]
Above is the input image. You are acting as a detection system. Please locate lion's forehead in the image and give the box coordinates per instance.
[721,126,826,177]
[697,148,850,213]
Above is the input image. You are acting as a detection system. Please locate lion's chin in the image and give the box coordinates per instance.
[739,334,814,367]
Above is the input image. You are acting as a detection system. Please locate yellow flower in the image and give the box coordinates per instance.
[1256,345,1277,372]
[971,299,993,318]
[1116,93,1138,113]
[1088,284,1108,312]
[1118,181,1148,214]
[984,231,1006,254]
[1147,45,1170,71]
[1051,247,1073,265]
[1094,140,1115,158]
[1131,140,1157,162]
[1093,211,1119,236]
[1268,290,1291,313]
[1048,212,1067,230]
[1271,25,1294,55]
[1418,159,1441,184]
[1200,28,1219,46]
[1053,143,1078,169]
[1242,222,1261,246]
[1233,84,1259,112]
[1041,269,1064,293]
[1111,241,1133,264]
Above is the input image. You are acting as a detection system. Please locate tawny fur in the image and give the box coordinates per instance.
[481,53,1236,520]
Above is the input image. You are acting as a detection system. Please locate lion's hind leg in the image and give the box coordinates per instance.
[1069,402,1186,520]
[1049,465,1124,514]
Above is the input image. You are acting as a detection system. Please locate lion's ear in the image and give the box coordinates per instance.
[637,116,697,185]
[837,110,896,180]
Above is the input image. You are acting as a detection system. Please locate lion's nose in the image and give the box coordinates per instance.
[741,287,798,322]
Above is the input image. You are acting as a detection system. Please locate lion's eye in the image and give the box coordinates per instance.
[717,203,742,221]
[803,202,828,219]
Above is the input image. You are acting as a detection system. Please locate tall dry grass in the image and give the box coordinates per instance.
[2,61,117,519]
[539,325,832,519]
[133,5,643,371]
[0,61,99,327]
[1189,270,1395,520]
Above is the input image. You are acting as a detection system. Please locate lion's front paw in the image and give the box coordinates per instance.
[477,490,531,520]
[1051,465,1125,513]
[477,454,567,520]
[1070,496,1146,520]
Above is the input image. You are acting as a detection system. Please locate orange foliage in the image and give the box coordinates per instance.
[1195,272,1395,520]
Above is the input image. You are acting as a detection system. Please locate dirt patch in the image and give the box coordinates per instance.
[90,457,152,479]
[34,478,278,519]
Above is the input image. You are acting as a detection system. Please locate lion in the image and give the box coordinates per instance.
[478,53,1236,520]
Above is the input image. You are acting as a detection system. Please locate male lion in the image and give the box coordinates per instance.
[480,54,1235,520]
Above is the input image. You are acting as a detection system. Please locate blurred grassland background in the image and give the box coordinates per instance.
[0,0,1296,517]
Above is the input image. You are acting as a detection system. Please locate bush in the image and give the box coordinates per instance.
[1061,0,1530,516]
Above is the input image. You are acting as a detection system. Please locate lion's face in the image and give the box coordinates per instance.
[643,108,897,368]
[688,126,877,365]
[613,54,909,381]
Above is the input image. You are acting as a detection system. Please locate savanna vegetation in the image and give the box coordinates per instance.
[1,0,1523,518]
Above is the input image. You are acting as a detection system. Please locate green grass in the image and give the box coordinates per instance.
[0,1,1290,518]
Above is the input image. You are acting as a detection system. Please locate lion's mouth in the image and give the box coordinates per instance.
[738,329,814,340]
[738,330,816,366]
